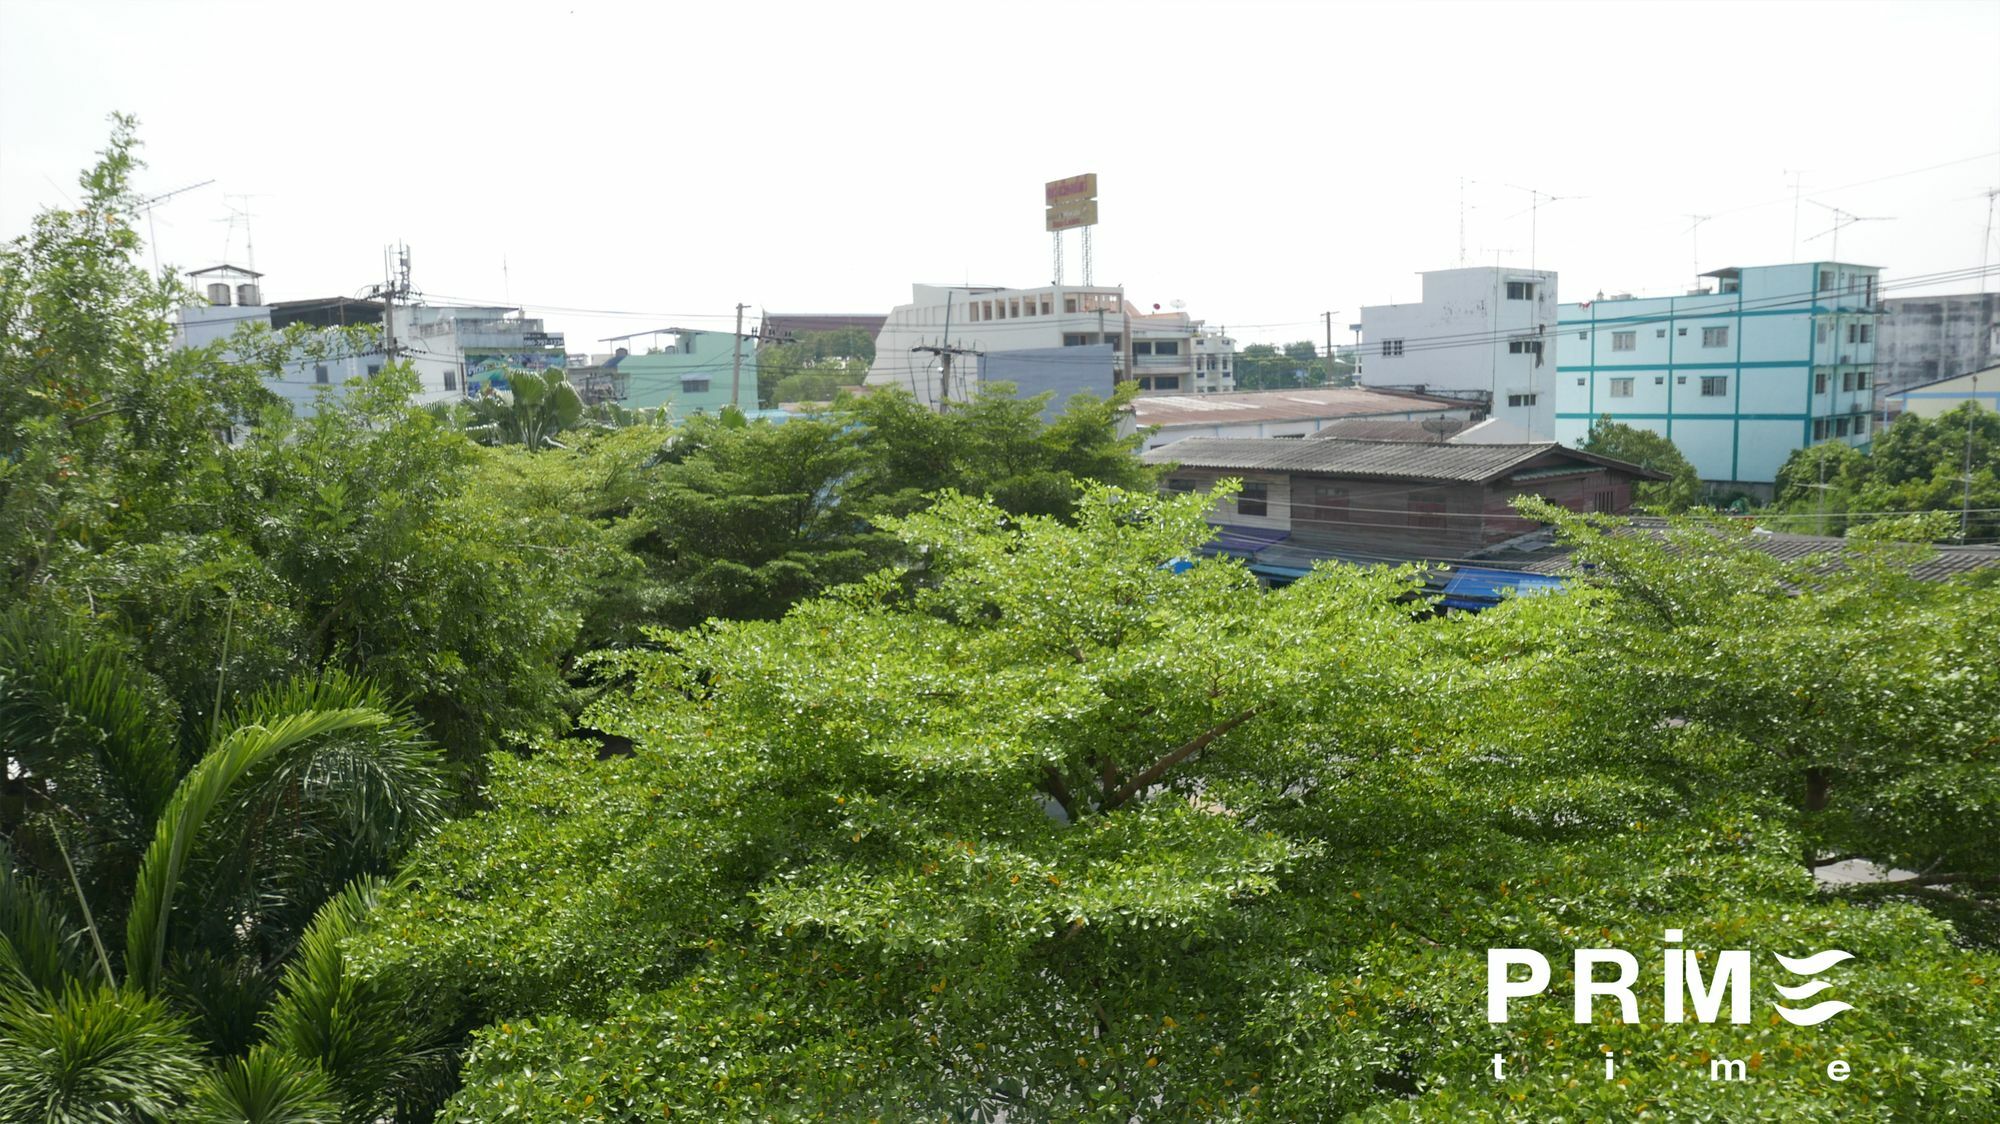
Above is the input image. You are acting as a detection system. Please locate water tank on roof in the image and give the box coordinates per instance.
[237,282,261,306]
[206,282,232,306]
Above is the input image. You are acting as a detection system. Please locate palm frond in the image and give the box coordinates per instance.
[178,1044,340,1124]
[0,982,204,1124]
[0,605,180,831]
[260,878,408,1124]
[122,709,388,995]
[0,848,91,999]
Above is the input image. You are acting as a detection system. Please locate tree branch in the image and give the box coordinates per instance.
[1040,767,1078,824]
[1102,706,1261,811]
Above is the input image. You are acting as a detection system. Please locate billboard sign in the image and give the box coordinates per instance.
[1045,199,1099,231]
[1045,173,1098,230]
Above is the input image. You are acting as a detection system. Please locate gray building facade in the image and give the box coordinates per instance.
[1876,292,2000,395]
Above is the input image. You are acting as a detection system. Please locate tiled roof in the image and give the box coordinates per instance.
[1132,387,1468,428]
[1141,437,1665,485]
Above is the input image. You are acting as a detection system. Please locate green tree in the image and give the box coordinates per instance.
[1232,341,1329,391]
[1580,415,1703,511]
[461,368,585,449]
[350,488,2000,1120]
[1770,404,2000,539]
[756,328,875,406]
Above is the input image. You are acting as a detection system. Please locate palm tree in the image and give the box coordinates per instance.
[0,606,445,1120]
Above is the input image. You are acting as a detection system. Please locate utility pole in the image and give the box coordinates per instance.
[731,302,748,407]
[1322,310,1337,386]
[1965,369,1981,541]
[911,342,981,409]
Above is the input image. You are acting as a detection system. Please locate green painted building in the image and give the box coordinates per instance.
[615,329,754,415]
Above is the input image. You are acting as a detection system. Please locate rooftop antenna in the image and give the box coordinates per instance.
[217,193,265,272]
[1979,186,1998,293]
[1803,200,1895,266]
[1502,183,1584,274]
[1683,213,1713,275]
[135,179,214,279]
[1783,169,1810,260]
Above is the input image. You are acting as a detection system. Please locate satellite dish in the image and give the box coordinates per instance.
[1420,418,1463,443]
[1171,299,1186,310]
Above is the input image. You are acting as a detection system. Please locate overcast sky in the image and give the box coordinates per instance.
[4,0,1998,354]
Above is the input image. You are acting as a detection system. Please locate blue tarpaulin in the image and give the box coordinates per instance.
[1438,566,1568,610]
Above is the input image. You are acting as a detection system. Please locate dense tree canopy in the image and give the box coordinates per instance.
[4,120,1996,1123]
[1772,404,2000,540]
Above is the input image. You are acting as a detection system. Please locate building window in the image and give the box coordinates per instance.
[1818,322,1830,343]
[1040,296,1052,315]
[1578,331,1587,339]
[1700,375,1728,397]
[1576,377,1587,387]
[1701,326,1729,348]
[1853,414,1869,437]
[1008,299,1020,318]
[1307,482,1350,523]
[1133,341,1153,355]
[1819,270,1834,291]
[1677,327,1688,337]
[1138,375,1181,391]
[1238,481,1269,518]
[366,364,382,376]
[1655,328,1666,338]
[443,369,457,391]
[1847,322,1873,344]
[1104,333,1121,349]
[1063,333,1089,347]
[681,377,711,393]
[1508,340,1543,356]
[1654,376,1665,385]
[1612,330,1636,351]
[1593,489,1617,513]
[1609,377,1635,398]
[1505,281,1535,300]
[1409,490,1448,530]
[1855,368,1871,389]
[1167,478,1197,493]
[1064,295,1078,313]
[1814,370,1828,394]
[1835,416,1851,437]
[1154,340,1180,356]
[1507,393,1538,407]
[1814,418,1829,440]
[1381,339,1404,357]
[314,364,329,385]
[1842,370,1855,392]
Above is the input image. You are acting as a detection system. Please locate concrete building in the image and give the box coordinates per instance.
[1555,262,1882,490]
[1129,386,1477,449]
[608,329,754,415]
[864,283,1232,407]
[1885,363,2000,420]
[173,265,464,410]
[1359,266,1560,440]
[398,305,566,393]
[1876,292,2000,396]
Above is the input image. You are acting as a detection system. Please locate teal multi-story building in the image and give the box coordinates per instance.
[614,329,754,415]
[1555,262,1881,490]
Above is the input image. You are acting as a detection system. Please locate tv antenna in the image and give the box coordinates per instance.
[1684,213,1713,275]
[1503,183,1584,273]
[1803,200,1894,265]
[135,179,214,278]
[1783,169,1810,260]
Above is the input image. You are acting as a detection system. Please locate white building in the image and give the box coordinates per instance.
[864,283,1233,407]
[174,265,565,412]
[1358,266,1560,440]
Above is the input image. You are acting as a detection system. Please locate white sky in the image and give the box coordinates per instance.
[4,0,1999,353]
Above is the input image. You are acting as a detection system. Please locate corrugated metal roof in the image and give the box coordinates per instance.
[1305,417,1470,442]
[1132,386,1467,427]
[1505,520,2000,583]
[1143,437,1565,483]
